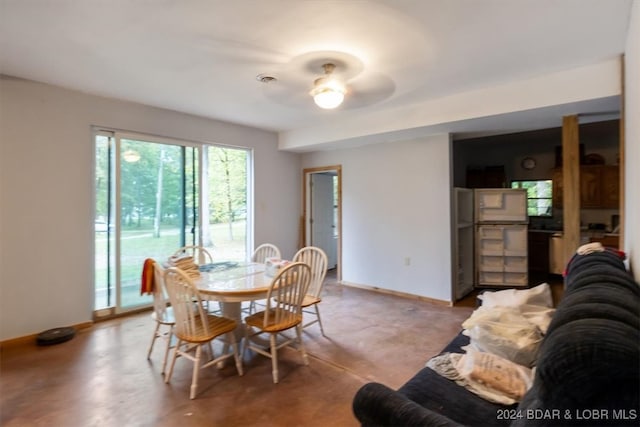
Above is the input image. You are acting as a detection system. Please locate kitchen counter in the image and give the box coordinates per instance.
[528,224,621,275]
[541,230,620,237]
[529,225,618,235]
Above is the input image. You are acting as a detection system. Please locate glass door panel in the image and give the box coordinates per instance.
[95,133,116,310]
[119,139,197,309]
[94,132,251,314]
[204,146,249,261]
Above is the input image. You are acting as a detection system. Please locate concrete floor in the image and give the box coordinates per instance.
[1,273,559,427]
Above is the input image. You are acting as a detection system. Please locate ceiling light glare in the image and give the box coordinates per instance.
[311,78,345,109]
[123,150,141,163]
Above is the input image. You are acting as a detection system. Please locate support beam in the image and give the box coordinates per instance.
[562,115,581,264]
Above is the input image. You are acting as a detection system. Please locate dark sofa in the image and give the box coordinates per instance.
[352,249,640,426]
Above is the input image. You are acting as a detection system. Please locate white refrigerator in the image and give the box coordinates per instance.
[474,188,529,288]
[453,188,475,299]
[452,188,529,299]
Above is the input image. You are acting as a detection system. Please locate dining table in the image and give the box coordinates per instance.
[195,261,273,340]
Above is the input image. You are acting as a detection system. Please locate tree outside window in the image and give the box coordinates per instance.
[511,180,552,217]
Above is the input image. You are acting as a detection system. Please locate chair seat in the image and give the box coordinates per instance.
[301,295,321,307]
[175,314,236,343]
[151,306,175,325]
[275,294,320,307]
[245,309,302,333]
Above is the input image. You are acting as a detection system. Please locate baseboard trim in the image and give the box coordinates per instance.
[0,321,93,349]
[339,281,452,306]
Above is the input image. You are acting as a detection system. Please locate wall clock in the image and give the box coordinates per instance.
[521,157,537,170]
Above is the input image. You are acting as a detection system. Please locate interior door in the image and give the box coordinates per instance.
[309,172,338,269]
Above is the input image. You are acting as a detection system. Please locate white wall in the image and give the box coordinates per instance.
[302,135,453,302]
[624,0,640,275]
[0,77,301,341]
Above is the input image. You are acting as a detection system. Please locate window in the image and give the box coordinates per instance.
[94,130,251,314]
[511,180,552,217]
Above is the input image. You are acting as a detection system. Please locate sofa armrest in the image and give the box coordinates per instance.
[353,382,464,427]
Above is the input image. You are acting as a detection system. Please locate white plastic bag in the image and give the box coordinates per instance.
[462,306,543,366]
[455,345,534,404]
[478,282,553,308]
[519,304,555,334]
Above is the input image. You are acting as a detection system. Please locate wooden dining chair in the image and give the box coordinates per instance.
[172,245,213,265]
[146,260,175,375]
[251,243,281,263]
[163,267,243,399]
[171,245,218,312]
[248,243,282,313]
[293,246,329,336]
[243,261,311,383]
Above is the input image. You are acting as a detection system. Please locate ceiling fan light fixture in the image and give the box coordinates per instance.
[310,63,346,109]
[311,85,345,109]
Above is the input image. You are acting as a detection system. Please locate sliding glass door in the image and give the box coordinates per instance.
[94,131,250,315]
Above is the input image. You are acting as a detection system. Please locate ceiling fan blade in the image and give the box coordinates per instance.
[195,35,292,65]
[343,72,396,109]
[274,50,365,81]
[260,78,313,108]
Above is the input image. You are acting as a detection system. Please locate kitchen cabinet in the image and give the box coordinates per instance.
[551,165,619,209]
[601,166,620,208]
[590,234,620,249]
[549,233,565,275]
[580,166,601,208]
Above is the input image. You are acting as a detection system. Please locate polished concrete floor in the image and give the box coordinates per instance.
[0,273,561,427]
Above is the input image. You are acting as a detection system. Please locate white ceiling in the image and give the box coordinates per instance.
[0,0,633,151]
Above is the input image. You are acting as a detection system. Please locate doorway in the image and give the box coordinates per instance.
[303,166,341,281]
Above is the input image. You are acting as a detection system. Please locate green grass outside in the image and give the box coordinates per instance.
[95,220,247,309]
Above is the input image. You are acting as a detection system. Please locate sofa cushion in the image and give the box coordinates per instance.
[396,363,514,426]
[564,250,627,282]
[546,289,639,335]
[564,267,640,296]
[534,318,640,412]
[353,382,464,427]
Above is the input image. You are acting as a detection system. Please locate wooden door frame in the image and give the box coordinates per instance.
[302,165,342,281]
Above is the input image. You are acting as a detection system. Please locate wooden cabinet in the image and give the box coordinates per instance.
[580,166,602,208]
[590,234,619,249]
[549,233,565,275]
[601,166,620,208]
[551,165,619,209]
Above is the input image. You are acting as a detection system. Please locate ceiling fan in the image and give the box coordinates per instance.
[309,63,346,109]
[258,51,396,110]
